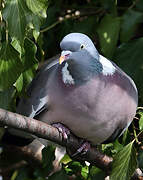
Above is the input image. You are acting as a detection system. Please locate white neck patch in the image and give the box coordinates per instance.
[61,62,75,85]
[99,55,116,76]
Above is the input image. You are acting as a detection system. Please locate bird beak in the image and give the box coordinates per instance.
[59,50,72,64]
[59,55,66,64]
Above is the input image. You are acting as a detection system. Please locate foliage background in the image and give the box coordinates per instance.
[0,0,143,179]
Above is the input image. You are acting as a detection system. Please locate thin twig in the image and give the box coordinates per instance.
[40,8,104,33]
[40,20,62,33]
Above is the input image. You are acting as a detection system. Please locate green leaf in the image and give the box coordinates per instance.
[101,143,114,156]
[26,0,48,36]
[89,166,106,180]
[33,29,40,41]
[60,154,72,164]
[137,148,143,171]
[3,0,31,43]
[110,141,137,180]
[22,38,38,70]
[14,74,23,93]
[26,0,48,18]
[14,66,37,93]
[113,38,143,104]
[81,166,89,179]
[97,14,120,58]
[0,42,23,90]
[3,0,48,43]
[136,0,143,11]
[42,146,55,169]
[67,161,82,175]
[120,10,143,42]
[0,88,15,110]
[14,167,30,180]
[11,170,18,180]
[122,129,131,146]
[22,64,38,87]
[99,0,117,16]
[13,38,38,93]
[138,111,143,131]
[11,38,22,55]
[48,170,68,180]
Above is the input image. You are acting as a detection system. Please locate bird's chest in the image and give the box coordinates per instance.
[46,71,99,123]
[50,82,92,115]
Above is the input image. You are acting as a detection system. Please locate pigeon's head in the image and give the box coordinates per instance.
[58,33,103,85]
[59,33,99,64]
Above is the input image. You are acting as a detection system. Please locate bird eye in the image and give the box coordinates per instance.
[80,44,85,49]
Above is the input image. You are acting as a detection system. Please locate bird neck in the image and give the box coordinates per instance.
[59,57,103,86]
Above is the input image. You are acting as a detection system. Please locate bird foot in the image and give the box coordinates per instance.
[52,123,91,158]
[52,123,70,141]
[71,141,91,157]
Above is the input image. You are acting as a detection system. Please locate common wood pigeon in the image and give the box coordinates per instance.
[7,33,138,147]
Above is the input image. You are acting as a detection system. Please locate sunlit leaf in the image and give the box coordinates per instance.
[0,42,23,90]
[22,64,38,88]
[81,166,89,179]
[138,111,143,130]
[26,0,48,18]
[14,74,23,93]
[26,0,48,36]
[97,14,120,58]
[3,0,31,43]
[11,170,18,180]
[67,161,82,174]
[22,38,38,70]
[3,0,48,43]
[14,66,37,93]
[60,154,72,164]
[13,38,38,92]
[13,167,30,180]
[11,38,22,55]
[33,29,40,41]
[110,141,137,180]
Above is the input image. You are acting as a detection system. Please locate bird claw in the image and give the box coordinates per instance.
[71,141,91,157]
[52,123,91,158]
[52,123,70,141]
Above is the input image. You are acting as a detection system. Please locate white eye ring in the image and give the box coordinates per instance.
[80,44,85,49]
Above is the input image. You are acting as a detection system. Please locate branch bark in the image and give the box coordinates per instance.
[0,108,142,179]
[0,108,112,172]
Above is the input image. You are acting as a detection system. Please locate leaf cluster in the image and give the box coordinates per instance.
[0,0,143,180]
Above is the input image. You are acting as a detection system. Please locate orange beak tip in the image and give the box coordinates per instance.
[59,56,65,64]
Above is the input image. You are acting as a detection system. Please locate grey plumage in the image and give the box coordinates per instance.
[9,33,138,145]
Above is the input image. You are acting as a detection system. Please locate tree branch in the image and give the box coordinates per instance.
[0,108,142,179]
[0,108,112,172]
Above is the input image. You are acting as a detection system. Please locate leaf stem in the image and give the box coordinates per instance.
[6,21,8,43]
[40,8,104,33]
[128,0,139,9]
[40,20,62,33]
[133,124,139,143]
